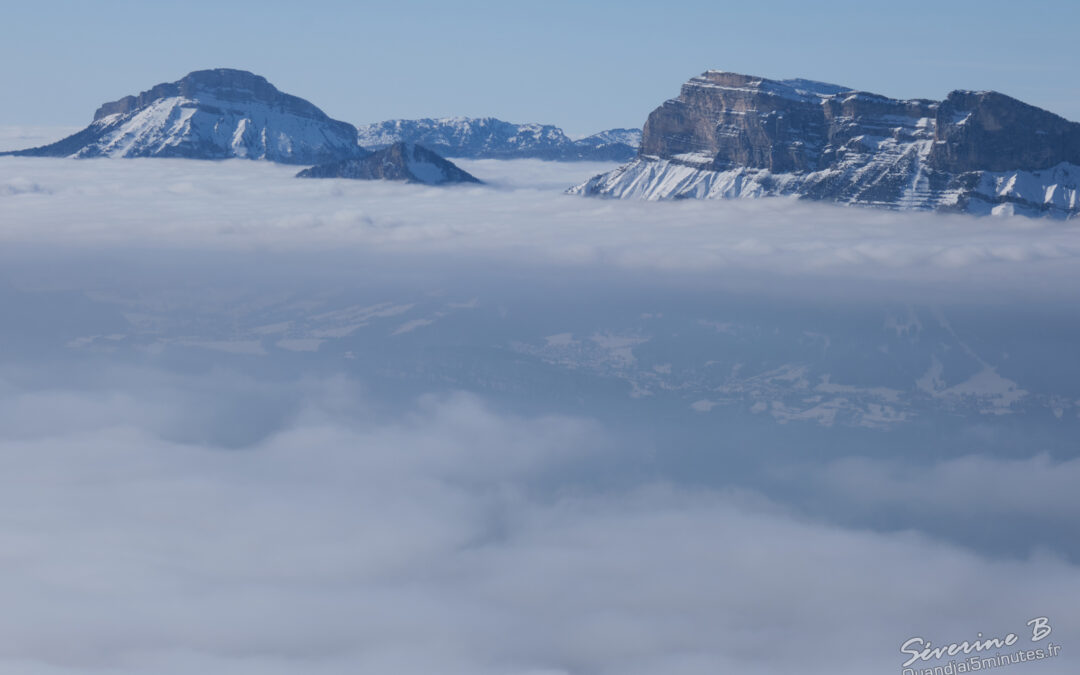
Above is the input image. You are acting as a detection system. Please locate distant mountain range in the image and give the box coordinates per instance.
[2,69,640,168]
[356,118,641,161]
[571,71,1080,218]
[6,66,1078,217]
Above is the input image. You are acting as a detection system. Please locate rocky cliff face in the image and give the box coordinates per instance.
[573,71,1080,218]
[356,117,641,161]
[928,90,1080,173]
[6,69,364,165]
[297,142,481,185]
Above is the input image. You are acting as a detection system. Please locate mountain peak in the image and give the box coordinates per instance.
[10,68,361,165]
[91,68,330,124]
[691,71,854,101]
[181,67,273,87]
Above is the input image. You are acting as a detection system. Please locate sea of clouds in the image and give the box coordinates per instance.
[1,156,1079,294]
[1,144,1078,674]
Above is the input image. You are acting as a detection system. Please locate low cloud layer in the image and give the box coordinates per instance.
[0,374,1076,675]
[2,155,1079,300]
[1,152,1078,673]
[814,453,1080,520]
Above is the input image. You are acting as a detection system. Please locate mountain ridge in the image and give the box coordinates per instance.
[355,117,641,161]
[573,70,1080,218]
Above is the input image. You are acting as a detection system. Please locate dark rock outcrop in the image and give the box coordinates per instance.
[297,142,482,185]
[928,90,1080,173]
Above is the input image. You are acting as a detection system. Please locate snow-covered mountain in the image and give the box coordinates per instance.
[575,128,642,148]
[572,127,643,161]
[297,142,481,185]
[571,71,1080,218]
[5,69,364,165]
[355,117,640,161]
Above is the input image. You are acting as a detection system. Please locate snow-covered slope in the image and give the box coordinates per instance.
[571,157,1080,217]
[572,71,1080,218]
[575,128,642,148]
[356,117,640,161]
[6,69,364,165]
[297,142,481,185]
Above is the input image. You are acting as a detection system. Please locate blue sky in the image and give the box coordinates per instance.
[3,0,1079,135]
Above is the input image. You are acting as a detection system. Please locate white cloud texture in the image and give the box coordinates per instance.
[1,153,1079,674]
[1,156,1079,299]
[0,375,1077,675]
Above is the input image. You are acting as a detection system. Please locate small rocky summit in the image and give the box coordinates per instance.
[6,68,364,165]
[571,71,1080,218]
[356,117,641,161]
[297,142,482,185]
